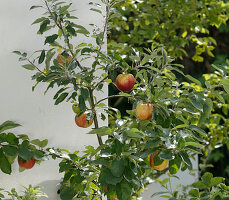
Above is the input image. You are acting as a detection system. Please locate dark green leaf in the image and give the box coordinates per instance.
[55,93,68,105]
[44,34,58,44]
[78,95,86,112]
[159,150,173,160]
[2,146,18,156]
[60,187,75,200]
[38,50,45,64]
[30,5,42,10]
[116,180,132,200]
[179,151,192,169]
[39,19,50,34]
[110,159,125,177]
[18,145,33,161]
[0,150,11,174]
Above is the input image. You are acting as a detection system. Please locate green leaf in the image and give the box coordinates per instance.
[39,19,50,34]
[185,142,203,149]
[201,172,213,186]
[179,151,192,169]
[21,64,35,71]
[189,125,207,137]
[66,24,76,36]
[210,177,225,187]
[18,145,33,161]
[99,168,122,185]
[38,50,45,64]
[88,127,112,136]
[60,187,75,200]
[0,121,21,133]
[116,180,132,200]
[221,79,229,94]
[125,128,144,139]
[110,159,125,177]
[78,95,86,112]
[32,17,47,25]
[2,146,18,156]
[55,93,68,105]
[177,137,185,150]
[59,4,71,14]
[159,150,173,160]
[190,97,203,111]
[80,88,89,99]
[12,51,22,55]
[30,5,42,10]
[169,155,181,174]
[185,75,202,86]
[199,98,213,124]
[0,150,12,174]
[188,189,199,197]
[44,34,58,44]
[90,8,102,14]
[192,180,207,189]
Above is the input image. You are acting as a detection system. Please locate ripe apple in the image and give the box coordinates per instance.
[75,113,93,128]
[18,157,36,169]
[150,151,168,171]
[56,54,72,65]
[104,186,108,193]
[136,103,153,120]
[115,74,135,92]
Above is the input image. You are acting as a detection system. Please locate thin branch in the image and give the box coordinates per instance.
[44,0,84,71]
[97,94,133,105]
[27,59,46,76]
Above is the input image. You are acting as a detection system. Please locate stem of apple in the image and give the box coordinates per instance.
[88,88,103,146]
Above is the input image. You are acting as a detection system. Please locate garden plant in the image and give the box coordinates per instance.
[0,0,229,199]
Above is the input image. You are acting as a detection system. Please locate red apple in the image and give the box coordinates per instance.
[18,157,36,169]
[56,54,72,65]
[115,74,135,92]
[136,103,153,120]
[104,186,108,193]
[150,151,168,171]
[75,113,93,128]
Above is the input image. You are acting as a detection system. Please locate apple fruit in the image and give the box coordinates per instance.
[75,112,93,128]
[115,74,135,92]
[72,103,81,114]
[18,157,36,169]
[136,103,153,120]
[56,54,72,65]
[104,186,108,193]
[150,151,168,171]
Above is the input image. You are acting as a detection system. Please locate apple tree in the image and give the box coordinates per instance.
[0,0,228,199]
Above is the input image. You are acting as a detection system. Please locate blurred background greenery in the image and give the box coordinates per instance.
[107,0,229,185]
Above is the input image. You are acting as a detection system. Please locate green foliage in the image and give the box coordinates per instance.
[154,172,229,200]
[0,121,48,174]
[108,0,229,61]
[5,0,229,199]
[0,185,47,200]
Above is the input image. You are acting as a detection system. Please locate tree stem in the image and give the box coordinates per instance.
[88,88,103,146]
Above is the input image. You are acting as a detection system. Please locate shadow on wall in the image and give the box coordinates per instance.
[38,180,61,200]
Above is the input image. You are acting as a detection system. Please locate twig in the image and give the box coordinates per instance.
[44,0,84,71]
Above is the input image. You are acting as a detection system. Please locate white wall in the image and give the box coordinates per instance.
[0,1,197,199]
[0,0,106,199]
